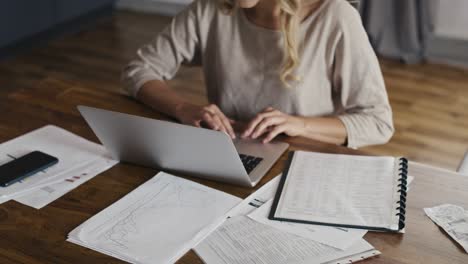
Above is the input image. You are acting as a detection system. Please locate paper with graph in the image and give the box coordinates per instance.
[67,172,241,264]
[0,125,117,201]
[14,157,117,209]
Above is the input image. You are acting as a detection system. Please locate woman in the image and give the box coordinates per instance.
[122,0,394,148]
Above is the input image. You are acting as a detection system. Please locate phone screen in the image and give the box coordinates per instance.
[0,151,59,187]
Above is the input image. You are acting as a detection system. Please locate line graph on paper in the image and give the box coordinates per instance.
[92,178,212,251]
[70,174,240,263]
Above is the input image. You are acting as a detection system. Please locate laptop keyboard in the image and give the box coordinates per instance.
[239,154,263,174]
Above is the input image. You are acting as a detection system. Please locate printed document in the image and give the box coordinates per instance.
[68,172,241,264]
[425,204,468,253]
[14,157,117,209]
[248,199,367,250]
[194,216,379,264]
[0,125,116,200]
[273,151,401,229]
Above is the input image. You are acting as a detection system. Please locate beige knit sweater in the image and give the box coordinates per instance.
[122,0,394,148]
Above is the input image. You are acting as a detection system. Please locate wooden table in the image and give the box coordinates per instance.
[1,78,467,264]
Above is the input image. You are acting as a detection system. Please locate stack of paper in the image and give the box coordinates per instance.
[67,172,241,264]
[195,216,379,264]
[193,176,380,264]
[0,125,118,208]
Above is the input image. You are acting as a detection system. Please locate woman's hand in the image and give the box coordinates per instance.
[242,107,305,143]
[175,103,236,139]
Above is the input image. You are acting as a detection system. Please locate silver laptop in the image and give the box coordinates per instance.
[77,106,289,187]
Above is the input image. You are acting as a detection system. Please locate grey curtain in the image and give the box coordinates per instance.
[359,0,436,63]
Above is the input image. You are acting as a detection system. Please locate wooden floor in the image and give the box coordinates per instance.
[1,10,468,170]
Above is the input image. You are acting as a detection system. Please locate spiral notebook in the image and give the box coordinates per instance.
[269,151,408,232]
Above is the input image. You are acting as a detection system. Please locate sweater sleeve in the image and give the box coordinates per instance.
[121,0,205,97]
[333,2,394,148]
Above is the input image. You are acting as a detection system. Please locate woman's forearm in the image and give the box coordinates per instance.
[299,117,348,145]
[136,80,188,119]
[136,80,236,136]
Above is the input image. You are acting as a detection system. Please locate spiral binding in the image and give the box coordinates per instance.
[396,157,408,230]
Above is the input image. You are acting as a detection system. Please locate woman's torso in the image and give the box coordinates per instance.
[197,0,343,121]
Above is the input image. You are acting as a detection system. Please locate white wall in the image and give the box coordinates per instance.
[434,0,468,41]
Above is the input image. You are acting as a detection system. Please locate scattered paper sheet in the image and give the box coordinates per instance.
[424,204,468,253]
[248,199,367,250]
[68,172,241,264]
[194,216,379,264]
[14,157,118,209]
[0,125,116,200]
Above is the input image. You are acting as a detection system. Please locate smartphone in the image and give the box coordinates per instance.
[0,151,59,187]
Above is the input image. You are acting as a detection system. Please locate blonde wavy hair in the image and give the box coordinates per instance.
[219,0,320,87]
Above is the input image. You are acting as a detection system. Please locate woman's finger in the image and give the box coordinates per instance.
[263,125,287,143]
[251,116,286,139]
[193,120,202,128]
[201,112,219,130]
[211,114,228,134]
[212,107,236,139]
[204,104,236,138]
[264,107,275,112]
[242,111,280,138]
